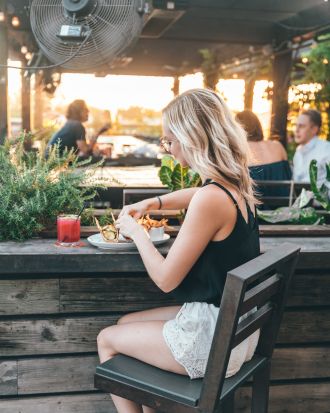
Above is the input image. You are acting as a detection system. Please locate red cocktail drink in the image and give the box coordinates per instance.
[57,215,80,246]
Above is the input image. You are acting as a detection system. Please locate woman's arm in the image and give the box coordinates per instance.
[119,187,200,218]
[116,187,233,292]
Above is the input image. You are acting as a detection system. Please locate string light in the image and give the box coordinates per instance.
[302,57,309,64]
[11,16,20,27]
[323,58,328,64]
[25,52,32,60]
[21,46,28,55]
[0,12,5,22]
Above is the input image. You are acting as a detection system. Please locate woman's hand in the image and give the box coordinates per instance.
[115,215,145,240]
[118,199,154,219]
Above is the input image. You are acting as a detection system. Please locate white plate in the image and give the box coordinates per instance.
[87,233,170,250]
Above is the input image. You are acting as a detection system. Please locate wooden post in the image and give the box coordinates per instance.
[244,78,255,111]
[270,49,292,147]
[172,75,180,96]
[33,71,43,130]
[21,68,31,132]
[0,0,8,144]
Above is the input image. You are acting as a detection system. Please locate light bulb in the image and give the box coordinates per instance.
[11,16,20,27]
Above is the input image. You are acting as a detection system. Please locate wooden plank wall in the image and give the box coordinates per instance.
[0,270,329,412]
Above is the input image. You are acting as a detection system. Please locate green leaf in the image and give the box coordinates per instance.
[257,206,323,225]
[161,155,175,170]
[309,159,330,211]
[309,159,319,194]
[172,163,188,191]
[326,162,330,182]
[187,171,202,188]
[158,166,173,190]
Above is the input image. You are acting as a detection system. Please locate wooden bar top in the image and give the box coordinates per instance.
[40,224,330,239]
[0,237,329,275]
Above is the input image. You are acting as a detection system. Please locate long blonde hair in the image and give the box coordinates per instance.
[163,88,257,204]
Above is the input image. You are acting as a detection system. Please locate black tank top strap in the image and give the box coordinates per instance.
[203,181,239,208]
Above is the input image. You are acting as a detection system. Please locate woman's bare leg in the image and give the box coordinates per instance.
[97,306,183,413]
[117,305,181,325]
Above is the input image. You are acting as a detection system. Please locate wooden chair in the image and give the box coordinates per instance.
[254,180,311,208]
[94,243,300,413]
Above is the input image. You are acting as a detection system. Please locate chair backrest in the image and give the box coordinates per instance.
[254,180,311,208]
[198,243,300,412]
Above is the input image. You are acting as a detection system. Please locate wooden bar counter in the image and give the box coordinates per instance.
[0,237,329,412]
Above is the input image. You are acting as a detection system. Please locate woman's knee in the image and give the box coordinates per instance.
[117,313,135,325]
[96,328,107,348]
[97,326,115,349]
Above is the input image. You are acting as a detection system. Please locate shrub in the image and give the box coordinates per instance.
[0,134,102,241]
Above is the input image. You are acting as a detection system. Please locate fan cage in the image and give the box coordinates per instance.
[30,0,145,70]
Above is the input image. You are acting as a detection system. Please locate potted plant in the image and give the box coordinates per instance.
[158,155,201,191]
[0,134,103,241]
[257,160,330,228]
[158,155,201,222]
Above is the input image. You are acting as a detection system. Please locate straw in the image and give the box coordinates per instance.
[76,204,86,221]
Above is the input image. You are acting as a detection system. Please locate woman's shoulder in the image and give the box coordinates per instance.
[190,183,237,215]
[269,140,287,160]
[258,140,287,161]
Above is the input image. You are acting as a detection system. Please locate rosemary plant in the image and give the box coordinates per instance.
[0,136,102,241]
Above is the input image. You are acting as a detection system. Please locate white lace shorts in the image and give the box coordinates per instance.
[163,302,260,379]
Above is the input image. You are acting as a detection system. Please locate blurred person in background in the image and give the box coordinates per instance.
[46,100,111,157]
[236,110,291,207]
[293,109,330,187]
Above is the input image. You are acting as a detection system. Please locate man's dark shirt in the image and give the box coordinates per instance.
[47,120,86,154]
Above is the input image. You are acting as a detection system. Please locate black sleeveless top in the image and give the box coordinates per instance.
[170,181,260,307]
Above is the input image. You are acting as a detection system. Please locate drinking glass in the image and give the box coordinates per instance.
[57,214,81,246]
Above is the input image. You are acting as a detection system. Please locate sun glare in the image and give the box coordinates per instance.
[8,60,272,135]
[217,79,245,112]
[52,74,174,113]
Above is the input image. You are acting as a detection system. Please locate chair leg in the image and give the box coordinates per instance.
[219,392,235,413]
[251,360,271,413]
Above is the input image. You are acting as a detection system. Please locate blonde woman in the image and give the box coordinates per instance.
[97,89,260,413]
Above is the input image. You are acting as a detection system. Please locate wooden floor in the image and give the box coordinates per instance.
[0,238,329,412]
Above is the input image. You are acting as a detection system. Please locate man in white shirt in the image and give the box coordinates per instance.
[293,110,330,187]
